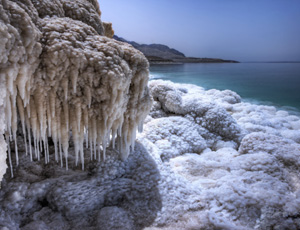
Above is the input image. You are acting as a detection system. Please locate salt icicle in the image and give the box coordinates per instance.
[5,95,12,138]
[76,102,81,131]
[50,90,56,118]
[46,98,52,137]
[59,139,63,168]
[83,109,89,148]
[5,134,13,178]
[27,122,33,161]
[79,123,85,170]
[71,111,79,166]
[61,116,69,170]
[62,78,68,101]
[17,96,28,156]
[71,69,78,94]
[111,129,116,149]
[11,96,19,166]
[63,102,69,131]
[85,86,91,108]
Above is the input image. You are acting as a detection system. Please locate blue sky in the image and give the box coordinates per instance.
[99,0,300,62]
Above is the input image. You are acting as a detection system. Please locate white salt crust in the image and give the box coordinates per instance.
[141,80,300,229]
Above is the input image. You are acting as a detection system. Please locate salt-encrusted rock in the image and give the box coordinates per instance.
[206,88,242,104]
[141,116,207,161]
[149,81,183,114]
[239,132,300,167]
[141,80,300,229]
[0,0,152,182]
[149,80,243,142]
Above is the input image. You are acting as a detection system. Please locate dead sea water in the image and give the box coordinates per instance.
[150,63,300,113]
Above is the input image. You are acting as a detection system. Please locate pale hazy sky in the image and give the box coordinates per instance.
[99,0,300,62]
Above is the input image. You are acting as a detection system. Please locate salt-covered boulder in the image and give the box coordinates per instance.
[141,116,207,161]
[149,80,243,142]
[149,80,184,114]
[0,0,152,184]
[239,132,300,167]
[206,88,242,104]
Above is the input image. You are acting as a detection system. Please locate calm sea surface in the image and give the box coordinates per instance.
[150,63,300,112]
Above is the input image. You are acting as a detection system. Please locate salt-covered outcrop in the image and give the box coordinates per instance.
[141,116,207,161]
[139,80,300,229]
[149,80,243,142]
[0,0,151,184]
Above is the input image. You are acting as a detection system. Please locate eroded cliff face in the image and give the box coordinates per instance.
[0,0,151,183]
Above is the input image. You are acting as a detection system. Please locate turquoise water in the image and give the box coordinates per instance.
[150,63,300,112]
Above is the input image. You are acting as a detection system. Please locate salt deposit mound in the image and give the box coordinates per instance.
[0,0,152,184]
[138,80,300,230]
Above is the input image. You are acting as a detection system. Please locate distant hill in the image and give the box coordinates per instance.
[113,35,238,64]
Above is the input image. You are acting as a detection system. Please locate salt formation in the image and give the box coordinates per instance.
[138,80,300,230]
[1,79,300,229]
[1,0,300,229]
[0,0,152,180]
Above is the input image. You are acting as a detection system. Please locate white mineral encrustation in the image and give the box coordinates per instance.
[0,0,152,182]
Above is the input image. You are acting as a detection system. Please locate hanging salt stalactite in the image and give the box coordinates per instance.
[5,133,13,178]
[16,96,28,156]
[5,74,151,173]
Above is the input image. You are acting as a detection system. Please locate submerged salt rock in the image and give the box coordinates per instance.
[0,0,152,181]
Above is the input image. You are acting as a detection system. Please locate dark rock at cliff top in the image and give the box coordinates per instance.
[113,35,239,64]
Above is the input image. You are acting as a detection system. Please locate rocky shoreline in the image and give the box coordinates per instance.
[1,80,300,229]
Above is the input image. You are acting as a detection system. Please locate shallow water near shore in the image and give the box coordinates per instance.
[150,63,300,113]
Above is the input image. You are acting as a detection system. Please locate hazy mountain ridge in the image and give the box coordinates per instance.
[113,35,238,64]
